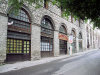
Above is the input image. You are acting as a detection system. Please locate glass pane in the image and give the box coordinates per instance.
[27,51,29,53]
[7,39,30,54]
[24,51,26,53]
[59,26,67,34]
[27,41,29,44]
[41,18,53,30]
[9,9,30,22]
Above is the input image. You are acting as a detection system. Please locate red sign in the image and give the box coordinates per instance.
[59,34,68,41]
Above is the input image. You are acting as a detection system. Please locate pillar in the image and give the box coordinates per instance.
[31,24,41,60]
[54,31,59,56]
[0,14,8,63]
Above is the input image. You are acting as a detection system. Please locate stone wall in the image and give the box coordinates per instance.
[0,1,99,63]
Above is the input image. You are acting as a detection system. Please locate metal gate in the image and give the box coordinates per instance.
[6,38,31,62]
[59,40,67,55]
[41,36,53,57]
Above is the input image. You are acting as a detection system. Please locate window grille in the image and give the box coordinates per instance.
[7,38,30,54]
[41,36,53,51]
[8,9,30,31]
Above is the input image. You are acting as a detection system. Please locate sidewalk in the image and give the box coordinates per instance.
[0,49,98,73]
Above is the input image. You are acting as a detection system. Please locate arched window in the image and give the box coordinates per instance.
[8,9,31,32]
[9,9,30,22]
[41,17,54,57]
[59,25,67,35]
[72,30,76,38]
[41,18,54,36]
[79,32,82,39]
[7,8,31,61]
[41,18,53,29]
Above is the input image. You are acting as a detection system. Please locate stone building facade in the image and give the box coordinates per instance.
[0,0,100,63]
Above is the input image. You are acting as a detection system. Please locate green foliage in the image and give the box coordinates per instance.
[8,0,100,28]
[52,0,100,28]
[52,0,60,7]
[8,0,43,14]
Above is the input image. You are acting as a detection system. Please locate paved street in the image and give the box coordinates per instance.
[0,50,100,75]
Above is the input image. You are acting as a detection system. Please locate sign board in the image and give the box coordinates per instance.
[69,35,73,43]
[59,33,68,41]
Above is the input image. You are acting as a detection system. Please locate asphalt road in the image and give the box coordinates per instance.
[1,50,100,75]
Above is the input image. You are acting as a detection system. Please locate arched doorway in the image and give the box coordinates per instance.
[59,25,68,55]
[41,17,54,57]
[87,27,89,48]
[90,29,92,48]
[7,8,31,62]
[71,29,76,53]
[79,32,83,51]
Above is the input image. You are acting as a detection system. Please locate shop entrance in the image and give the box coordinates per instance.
[6,9,31,62]
[59,40,67,55]
[41,17,54,57]
[59,25,68,55]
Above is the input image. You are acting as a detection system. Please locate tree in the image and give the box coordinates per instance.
[8,0,43,12]
[8,0,100,28]
[52,0,100,28]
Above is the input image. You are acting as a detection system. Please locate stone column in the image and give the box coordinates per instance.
[31,24,41,60]
[0,14,8,63]
[54,31,59,56]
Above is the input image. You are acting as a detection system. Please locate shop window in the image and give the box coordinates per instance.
[41,18,54,52]
[7,38,30,54]
[41,17,54,57]
[7,8,31,55]
[59,25,67,55]
[41,36,53,51]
